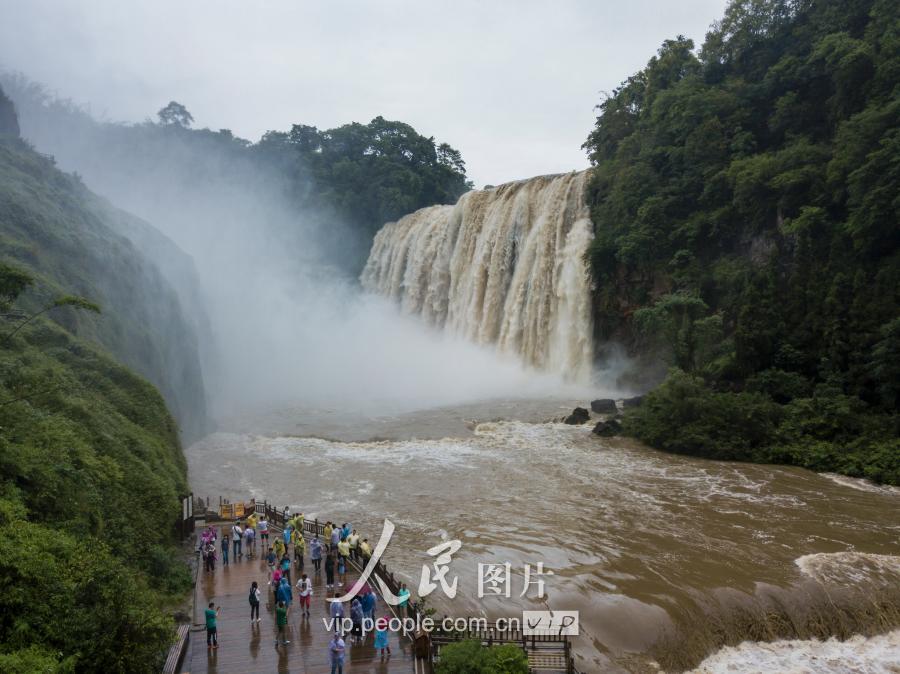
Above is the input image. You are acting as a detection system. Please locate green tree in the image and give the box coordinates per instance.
[157,101,193,127]
[0,263,33,312]
[3,294,100,345]
[634,293,722,372]
[868,318,900,409]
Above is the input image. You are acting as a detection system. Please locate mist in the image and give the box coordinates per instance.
[3,76,612,422]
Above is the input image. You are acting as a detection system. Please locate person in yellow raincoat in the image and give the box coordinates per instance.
[292,528,306,571]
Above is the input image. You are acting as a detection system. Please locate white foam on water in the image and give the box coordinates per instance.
[821,473,900,497]
[685,630,900,673]
[795,551,900,586]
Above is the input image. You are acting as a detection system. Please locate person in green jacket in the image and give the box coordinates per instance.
[275,600,291,647]
[205,602,220,649]
[397,583,411,618]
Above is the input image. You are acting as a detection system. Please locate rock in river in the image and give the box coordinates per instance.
[591,399,617,414]
[563,407,591,425]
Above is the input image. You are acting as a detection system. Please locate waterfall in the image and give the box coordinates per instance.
[361,170,595,382]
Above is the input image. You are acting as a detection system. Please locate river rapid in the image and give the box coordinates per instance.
[187,398,900,672]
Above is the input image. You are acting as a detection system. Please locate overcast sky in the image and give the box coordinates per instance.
[0,0,726,187]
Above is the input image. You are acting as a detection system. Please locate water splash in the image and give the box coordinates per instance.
[362,171,594,381]
[796,552,900,587]
[684,630,900,674]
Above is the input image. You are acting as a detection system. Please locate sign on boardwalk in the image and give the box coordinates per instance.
[218,501,245,519]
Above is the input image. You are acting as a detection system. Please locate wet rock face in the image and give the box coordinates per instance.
[564,407,591,425]
[591,398,617,414]
[622,395,644,409]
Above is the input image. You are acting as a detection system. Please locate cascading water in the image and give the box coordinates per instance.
[361,170,595,382]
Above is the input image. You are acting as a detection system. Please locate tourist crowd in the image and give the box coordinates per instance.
[198,511,411,673]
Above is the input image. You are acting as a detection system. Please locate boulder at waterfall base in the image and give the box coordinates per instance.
[591,399,618,414]
[564,407,591,425]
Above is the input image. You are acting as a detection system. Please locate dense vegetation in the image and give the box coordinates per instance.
[584,0,899,484]
[0,277,190,671]
[0,311,190,671]
[435,640,530,674]
[0,112,192,670]
[1,76,472,271]
[252,115,472,243]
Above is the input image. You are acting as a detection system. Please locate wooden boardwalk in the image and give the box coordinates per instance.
[183,538,417,674]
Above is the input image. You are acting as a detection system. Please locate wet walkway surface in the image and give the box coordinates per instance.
[185,539,418,674]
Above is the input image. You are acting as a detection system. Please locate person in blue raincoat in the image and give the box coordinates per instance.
[361,589,376,623]
[276,576,293,607]
[349,597,364,644]
[310,536,324,572]
[329,632,346,674]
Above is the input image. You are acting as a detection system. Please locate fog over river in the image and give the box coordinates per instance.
[188,398,900,673]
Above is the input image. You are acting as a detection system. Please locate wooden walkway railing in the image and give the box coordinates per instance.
[161,623,189,674]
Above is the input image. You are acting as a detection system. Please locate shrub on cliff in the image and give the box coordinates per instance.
[436,640,530,674]
[0,515,175,672]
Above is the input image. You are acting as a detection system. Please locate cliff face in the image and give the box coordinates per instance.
[0,132,208,439]
[92,201,212,439]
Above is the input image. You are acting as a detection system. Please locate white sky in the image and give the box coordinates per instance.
[0,0,727,187]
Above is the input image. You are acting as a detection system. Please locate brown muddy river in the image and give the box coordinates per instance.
[187,398,900,672]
